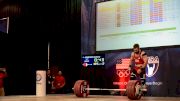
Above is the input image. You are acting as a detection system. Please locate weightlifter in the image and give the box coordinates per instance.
[129,43,148,88]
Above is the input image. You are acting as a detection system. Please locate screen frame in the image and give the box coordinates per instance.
[95,0,180,53]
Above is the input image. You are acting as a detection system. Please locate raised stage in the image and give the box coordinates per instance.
[0,94,180,101]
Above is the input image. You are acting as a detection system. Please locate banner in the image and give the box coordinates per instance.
[145,49,169,96]
[36,70,46,96]
[167,48,180,96]
[105,48,180,96]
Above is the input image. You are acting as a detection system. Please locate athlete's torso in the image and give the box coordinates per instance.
[133,52,144,65]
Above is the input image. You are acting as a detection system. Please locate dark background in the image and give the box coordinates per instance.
[0,0,180,97]
[0,0,81,95]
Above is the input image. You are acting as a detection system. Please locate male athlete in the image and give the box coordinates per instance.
[129,43,148,86]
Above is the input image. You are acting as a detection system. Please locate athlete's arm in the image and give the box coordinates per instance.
[141,51,148,68]
[129,52,134,68]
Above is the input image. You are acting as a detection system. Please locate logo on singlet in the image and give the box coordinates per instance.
[146,56,159,77]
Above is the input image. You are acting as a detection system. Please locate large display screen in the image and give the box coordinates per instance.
[96,0,180,51]
[0,17,9,34]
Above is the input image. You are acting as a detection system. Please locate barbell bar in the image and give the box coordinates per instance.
[72,87,147,92]
[72,88,126,91]
[85,88,147,92]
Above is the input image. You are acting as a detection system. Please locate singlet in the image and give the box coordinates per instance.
[132,51,145,65]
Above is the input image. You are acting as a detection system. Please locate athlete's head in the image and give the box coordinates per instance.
[133,43,140,54]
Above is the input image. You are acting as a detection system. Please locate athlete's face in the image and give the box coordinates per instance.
[133,48,139,54]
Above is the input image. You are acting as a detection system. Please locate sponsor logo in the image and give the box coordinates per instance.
[146,81,163,86]
[146,56,159,77]
[116,69,130,77]
[113,82,128,85]
[36,73,42,81]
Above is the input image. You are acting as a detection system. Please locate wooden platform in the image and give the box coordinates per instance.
[0,94,180,101]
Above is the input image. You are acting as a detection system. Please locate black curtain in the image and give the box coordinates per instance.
[0,0,81,95]
[48,0,81,93]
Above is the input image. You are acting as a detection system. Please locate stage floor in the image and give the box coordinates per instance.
[0,94,180,101]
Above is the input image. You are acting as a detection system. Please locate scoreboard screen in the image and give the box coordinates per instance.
[81,54,105,67]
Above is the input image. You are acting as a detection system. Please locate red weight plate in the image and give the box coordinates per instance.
[127,80,142,100]
[73,80,89,97]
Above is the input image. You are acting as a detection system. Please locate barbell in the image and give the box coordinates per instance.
[73,80,147,100]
